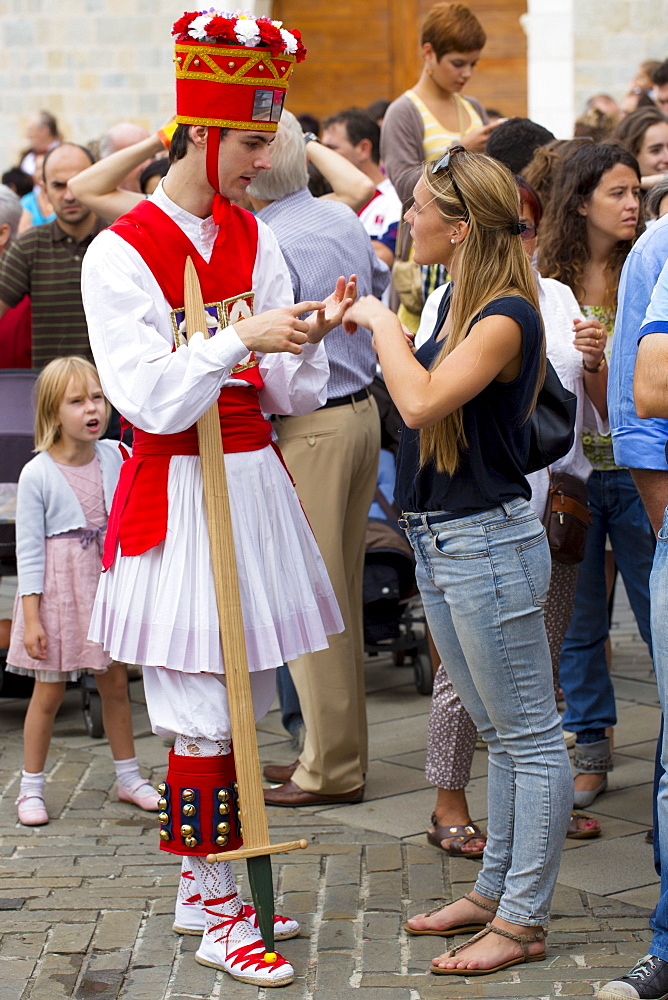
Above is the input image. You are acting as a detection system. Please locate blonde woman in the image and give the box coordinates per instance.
[346,149,572,976]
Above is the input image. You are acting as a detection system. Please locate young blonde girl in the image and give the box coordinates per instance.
[7,357,159,825]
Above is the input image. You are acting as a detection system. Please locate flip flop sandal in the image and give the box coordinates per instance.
[426,814,487,858]
[430,922,546,976]
[404,892,497,937]
[566,810,601,839]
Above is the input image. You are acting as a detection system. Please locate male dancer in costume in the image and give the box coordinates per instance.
[82,10,354,987]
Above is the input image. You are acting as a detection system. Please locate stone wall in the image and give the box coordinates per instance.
[573,0,668,113]
[0,0,267,171]
[525,0,668,139]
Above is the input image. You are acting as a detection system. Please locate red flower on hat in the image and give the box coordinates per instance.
[204,15,238,44]
[291,28,307,63]
[256,19,285,57]
[172,11,201,39]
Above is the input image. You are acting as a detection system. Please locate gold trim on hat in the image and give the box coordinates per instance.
[174,114,279,130]
[175,45,294,88]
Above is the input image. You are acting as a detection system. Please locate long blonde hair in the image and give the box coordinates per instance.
[419,150,545,475]
[34,356,110,452]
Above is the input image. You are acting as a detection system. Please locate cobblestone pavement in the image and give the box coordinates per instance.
[0,575,660,999]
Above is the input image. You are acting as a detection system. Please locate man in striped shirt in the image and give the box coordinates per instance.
[0,142,104,368]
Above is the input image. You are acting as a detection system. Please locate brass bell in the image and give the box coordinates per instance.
[217,789,229,802]
[218,802,229,815]
[215,834,229,846]
[157,783,166,794]
[217,821,230,835]
[185,836,198,848]
[182,789,195,803]
[158,812,169,825]
[180,824,195,838]
[157,797,168,810]
[182,803,196,818]
[159,830,170,841]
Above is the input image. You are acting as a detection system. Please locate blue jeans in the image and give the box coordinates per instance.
[560,470,654,734]
[401,498,572,925]
[651,507,668,959]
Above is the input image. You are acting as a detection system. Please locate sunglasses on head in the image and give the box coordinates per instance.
[431,144,469,217]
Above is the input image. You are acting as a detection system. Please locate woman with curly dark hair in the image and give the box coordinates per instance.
[538,142,655,811]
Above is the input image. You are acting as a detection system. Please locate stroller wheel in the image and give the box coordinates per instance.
[81,676,104,738]
[413,652,433,696]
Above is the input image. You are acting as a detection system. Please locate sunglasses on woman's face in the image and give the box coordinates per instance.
[431,144,469,216]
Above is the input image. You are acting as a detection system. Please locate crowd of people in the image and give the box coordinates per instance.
[1,2,668,996]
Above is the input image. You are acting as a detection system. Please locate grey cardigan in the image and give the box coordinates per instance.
[15,439,124,596]
[380,92,488,204]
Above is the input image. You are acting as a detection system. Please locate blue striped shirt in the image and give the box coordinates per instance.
[258,188,390,398]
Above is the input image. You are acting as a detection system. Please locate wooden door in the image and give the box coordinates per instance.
[273,0,527,122]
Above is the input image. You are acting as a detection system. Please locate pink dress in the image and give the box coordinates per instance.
[7,455,112,682]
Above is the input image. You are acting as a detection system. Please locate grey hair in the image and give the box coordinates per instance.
[247,110,308,202]
[0,184,22,241]
[646,177,668,219]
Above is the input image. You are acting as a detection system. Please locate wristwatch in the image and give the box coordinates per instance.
[303,131,319,144]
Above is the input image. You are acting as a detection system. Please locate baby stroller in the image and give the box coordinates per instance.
[0,370,103,734]
[364,448,432,695]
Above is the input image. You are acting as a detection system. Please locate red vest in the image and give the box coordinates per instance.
[103,199,271,569]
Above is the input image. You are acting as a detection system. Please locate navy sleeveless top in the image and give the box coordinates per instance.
[395,293,543,517]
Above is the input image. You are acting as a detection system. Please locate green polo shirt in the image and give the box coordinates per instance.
[0,217,104,367]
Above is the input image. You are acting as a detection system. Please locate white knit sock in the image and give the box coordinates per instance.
[19,769,45,806]
[178,857,201,906]
[113,756,152,793]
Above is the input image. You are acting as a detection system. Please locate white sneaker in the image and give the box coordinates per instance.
[195,902,294,987]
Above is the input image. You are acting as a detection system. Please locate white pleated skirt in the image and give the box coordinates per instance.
[89,446,343,673]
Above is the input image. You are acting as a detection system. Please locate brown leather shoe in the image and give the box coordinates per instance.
[263,760,299,783]
[263,780,365,807]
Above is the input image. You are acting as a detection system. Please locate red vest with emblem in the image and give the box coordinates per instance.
[102,198,271,569]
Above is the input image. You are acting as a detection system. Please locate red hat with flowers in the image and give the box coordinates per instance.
[172,9,306,133]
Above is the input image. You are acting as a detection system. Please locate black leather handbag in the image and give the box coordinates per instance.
[525,360,577,475]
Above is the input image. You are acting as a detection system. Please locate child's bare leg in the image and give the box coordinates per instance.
[95,661,134,759]
[23,679,66,773]
[95,662,159,810]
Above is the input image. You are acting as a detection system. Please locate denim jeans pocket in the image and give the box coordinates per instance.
[516,528,550,608]
[431,528,489,561]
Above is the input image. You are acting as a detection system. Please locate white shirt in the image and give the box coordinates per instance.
[358,177,402,241]
[82,181,329,435]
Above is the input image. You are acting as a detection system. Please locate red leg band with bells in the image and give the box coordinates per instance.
[158,748,243,857]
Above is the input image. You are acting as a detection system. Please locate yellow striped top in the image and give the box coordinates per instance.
[405,90,483,160]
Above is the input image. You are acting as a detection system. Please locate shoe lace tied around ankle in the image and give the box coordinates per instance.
[203,894,290,972]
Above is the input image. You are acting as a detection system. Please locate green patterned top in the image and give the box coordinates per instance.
[580,305,619,470]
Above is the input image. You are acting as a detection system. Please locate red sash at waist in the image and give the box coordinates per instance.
[103,386,272,569]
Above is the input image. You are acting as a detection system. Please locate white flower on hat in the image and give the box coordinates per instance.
[234,16,261,46]
[279,28,298,54]
[188,12,215,40]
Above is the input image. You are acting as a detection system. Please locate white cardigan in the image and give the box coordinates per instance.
[15,439,124,596]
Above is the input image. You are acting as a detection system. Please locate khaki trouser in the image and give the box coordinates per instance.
[275,394,380,794]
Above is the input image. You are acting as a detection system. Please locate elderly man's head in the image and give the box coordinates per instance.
[100,122,151,192]
[25,111,60,154]
[246,111,308,203]
[0,185,22,252]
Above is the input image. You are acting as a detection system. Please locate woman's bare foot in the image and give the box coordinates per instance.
[406,891,496,935]
[431,916,545,972]
[428,816,487,854]
[574,772,607,796]
[429,789,486,854]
